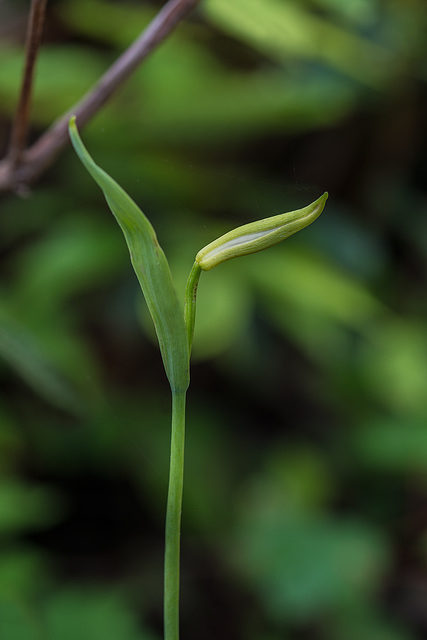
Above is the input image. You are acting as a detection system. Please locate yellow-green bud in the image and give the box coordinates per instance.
[195,192,328,271]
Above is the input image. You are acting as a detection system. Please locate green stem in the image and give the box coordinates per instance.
[164,389,187,640]
[163,261,201,639]
[184,261,202,353]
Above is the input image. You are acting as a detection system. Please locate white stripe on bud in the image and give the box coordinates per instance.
[196,192,328,271]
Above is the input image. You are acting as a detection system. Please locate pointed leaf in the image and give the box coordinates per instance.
[69,118,189,393]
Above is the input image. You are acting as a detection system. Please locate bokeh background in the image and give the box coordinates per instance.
[1,0,427,638]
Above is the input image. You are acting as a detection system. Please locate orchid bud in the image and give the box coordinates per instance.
[195,192,328,271]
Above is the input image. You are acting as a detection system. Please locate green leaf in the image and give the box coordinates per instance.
[203,0,393,86]
[45,589,156,640]
[0,480,62,535]
[0,47,105,124]
[0,600,41,640]
[57,0,154,48]
[359,321,427,413]
[0,315,83,414]
[355,416,427,472]
[68,118,189,393]
[232,456,388,622]
[234,510,387,622]
[0,548,50,600]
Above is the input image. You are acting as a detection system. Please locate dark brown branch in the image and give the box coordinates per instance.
[7,0,48,169]
[0,0,202,194]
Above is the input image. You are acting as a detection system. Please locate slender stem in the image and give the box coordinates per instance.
[184,261,202,353]
[0,0,203,193]
[164,389,187,640]
[7,0,48,169]
[163,261,201,638]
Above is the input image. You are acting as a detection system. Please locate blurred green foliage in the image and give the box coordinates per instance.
[1,0,427,638]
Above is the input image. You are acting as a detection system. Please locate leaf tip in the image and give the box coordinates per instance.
[68,115,77,135]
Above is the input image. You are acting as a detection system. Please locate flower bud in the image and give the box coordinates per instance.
[195,192,328,271]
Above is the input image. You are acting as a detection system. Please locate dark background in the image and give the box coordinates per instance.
[1,1,427,638]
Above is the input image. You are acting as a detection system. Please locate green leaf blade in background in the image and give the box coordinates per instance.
[0,315,84,415]
[0,600,41,640]
[45,589,156,640]
[203,0,394,87]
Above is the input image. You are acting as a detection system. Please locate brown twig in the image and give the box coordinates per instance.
[0,0,202,194]
[6,0,48,190]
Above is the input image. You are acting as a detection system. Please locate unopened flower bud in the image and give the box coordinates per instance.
[195,192,328,271]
